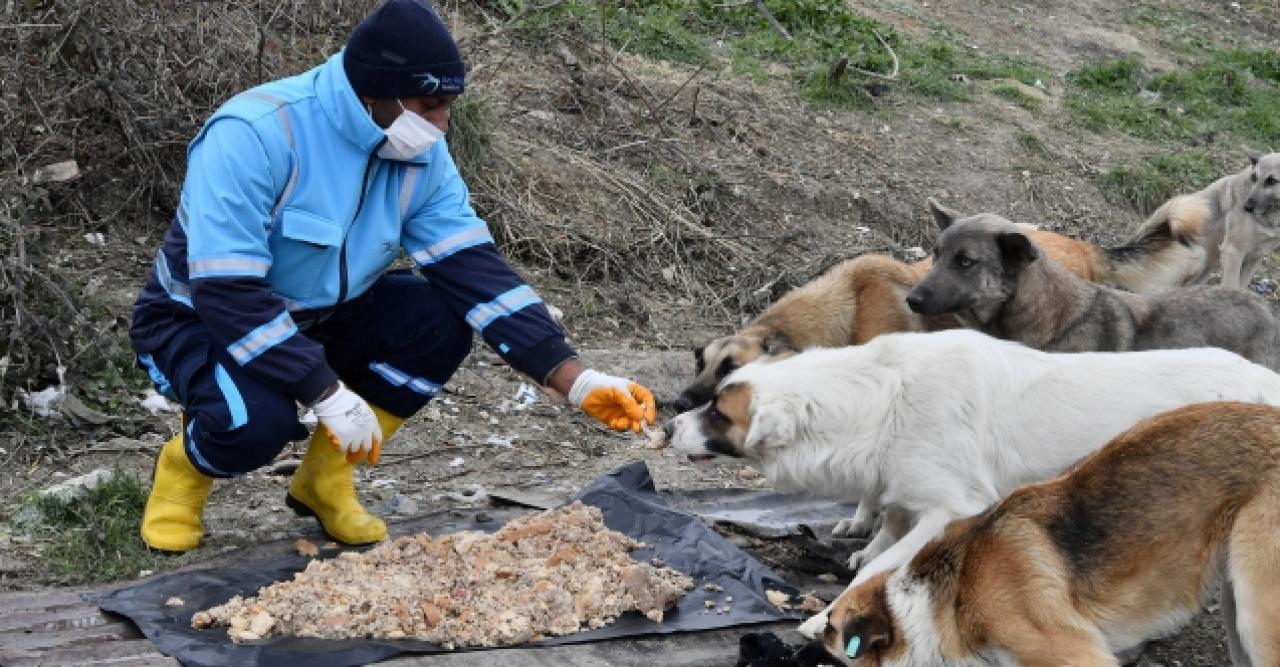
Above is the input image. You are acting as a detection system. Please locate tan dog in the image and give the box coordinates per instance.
[675,203,1204,413]
[1134,148,1280,290]
[821,402,1280,667]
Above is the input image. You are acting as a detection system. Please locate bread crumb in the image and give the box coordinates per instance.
[766,589,791,611]
[294,538,319,557]
[164,596,184,608]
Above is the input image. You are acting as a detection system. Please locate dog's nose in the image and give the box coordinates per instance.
[1245,198,1257,213]
[662,420,675,441]
[671,395,694,412]
[905,292,926,313]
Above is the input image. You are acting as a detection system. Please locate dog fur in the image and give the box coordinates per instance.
[1133,148,1280,290]
[821,402,1280,667]
[662,329,1280,639]
[906,208,1280,371]
[676,205,1205,412]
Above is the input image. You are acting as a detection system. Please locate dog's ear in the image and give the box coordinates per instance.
[743,399,795,456]
[997,231,1039,274]
[761,333,792,356]
[692,345,706,372]
[1245,146,1264,167]
[927,197,961,231]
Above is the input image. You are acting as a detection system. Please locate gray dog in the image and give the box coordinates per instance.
[906,201,1280,370]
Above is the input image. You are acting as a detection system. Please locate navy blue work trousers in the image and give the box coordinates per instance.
[138,272,471,477]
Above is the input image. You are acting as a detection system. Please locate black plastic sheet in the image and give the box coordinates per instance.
[100,462,804,667]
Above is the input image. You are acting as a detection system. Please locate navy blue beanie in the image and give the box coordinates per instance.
[343,0,465,98]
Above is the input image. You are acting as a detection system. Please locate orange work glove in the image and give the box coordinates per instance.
[567,369,658,432]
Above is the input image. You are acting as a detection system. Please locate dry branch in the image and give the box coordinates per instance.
[829,29,899,82]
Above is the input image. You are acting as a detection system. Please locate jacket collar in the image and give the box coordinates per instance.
[315,51,432,165]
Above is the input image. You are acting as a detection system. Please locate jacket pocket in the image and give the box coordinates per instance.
[280,208,343,248]
[269,208,343,305]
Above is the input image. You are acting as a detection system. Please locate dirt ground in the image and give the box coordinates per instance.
[3,0,1278,664]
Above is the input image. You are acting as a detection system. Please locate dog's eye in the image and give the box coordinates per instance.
[955,255,975,268]
[707,405,728,425]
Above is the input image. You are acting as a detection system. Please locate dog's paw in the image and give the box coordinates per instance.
[797,611,829,640]
[846,548,871,572]
[833,515,874,538]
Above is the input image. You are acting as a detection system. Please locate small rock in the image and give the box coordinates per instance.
[40,469,116,503]
[138,569,154,577]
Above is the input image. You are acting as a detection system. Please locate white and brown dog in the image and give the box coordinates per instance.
[662,329,1280,639]
[820,401,1280,666]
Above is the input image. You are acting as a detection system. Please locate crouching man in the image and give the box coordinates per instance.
[129,0,655,552]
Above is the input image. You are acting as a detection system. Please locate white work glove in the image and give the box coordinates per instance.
[311,382,383,464]
[568,369,657,433]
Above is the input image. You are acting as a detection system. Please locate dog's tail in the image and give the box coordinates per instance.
[1105,195,1210,293]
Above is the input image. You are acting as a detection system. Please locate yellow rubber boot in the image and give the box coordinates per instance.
[285,406,406,545]
[140,432,214,552]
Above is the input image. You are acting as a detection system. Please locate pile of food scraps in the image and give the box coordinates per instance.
[191,501,694,647]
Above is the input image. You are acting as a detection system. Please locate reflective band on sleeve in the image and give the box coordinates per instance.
[409,226,493,267]
[189,256,271,279]
[226,311,298,365]
[465,285,542,332]
[154,250,192,307]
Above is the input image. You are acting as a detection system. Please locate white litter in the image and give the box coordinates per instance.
[140,389,177,415]
[904,246,927,260]
[18,384,65,417]
[449,457,465,468]
[84,232,106,246]
[370,479,397,489]
[485,435,516,448]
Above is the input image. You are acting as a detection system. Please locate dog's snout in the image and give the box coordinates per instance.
[1244,198,1257,213]
[671,394,695,413]
[906,291,926,313]
[662,420,675,441]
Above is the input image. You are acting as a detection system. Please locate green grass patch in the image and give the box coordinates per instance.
[31,471,158,583]
[490,1,1046,108]
[992,83,1042,111]
[1066,50,1280,145]
[1098,153,1222,213]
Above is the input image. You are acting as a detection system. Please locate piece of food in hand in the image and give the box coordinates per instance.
[192,502,694,647]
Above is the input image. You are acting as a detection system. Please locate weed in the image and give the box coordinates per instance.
[992,83,1041,111]
[1098,152,1221,213]
[449,93,498,180]
[1016,130,1049,156]
[32,470,158,583]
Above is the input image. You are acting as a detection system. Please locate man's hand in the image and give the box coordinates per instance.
[568,369,658,432]
[311,382,383,464]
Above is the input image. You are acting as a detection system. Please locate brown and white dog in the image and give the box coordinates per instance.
[820,401,1280,667]
[675,202,1204,413]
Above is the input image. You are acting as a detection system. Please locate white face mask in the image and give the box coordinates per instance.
[376,99,444,161]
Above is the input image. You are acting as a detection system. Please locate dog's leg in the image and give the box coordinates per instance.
[845,506,909,571]
[798,508,952,640]
[1222,579,1255,667]
[833,495,879,539]
[1220,212,1256,290]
